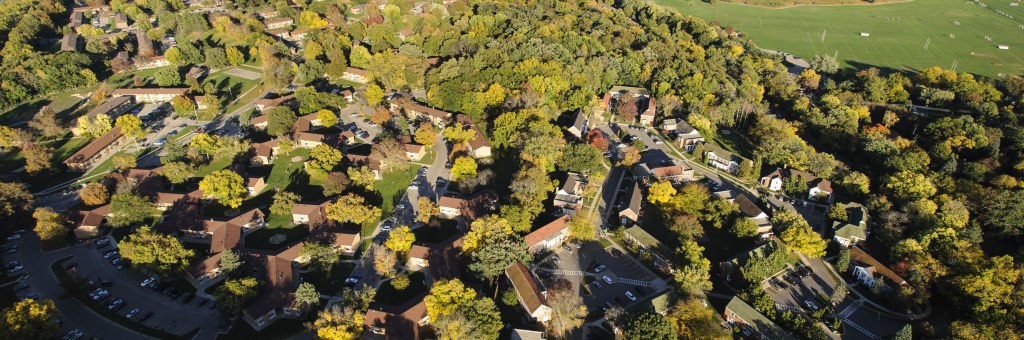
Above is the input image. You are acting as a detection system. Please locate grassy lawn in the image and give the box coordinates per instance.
[264,148,310,191]
[413,219,460,243]
[52,136,93,160]
[198,72,261,121]
[225,79,264,115]
[656,0,1024,77]
[301,262,356,296]
[195,156,235,177]
[81,148,141,180]
[710,130,755,159]
[376,166,420,217]
[243,214,309,251]
[374,271,428,306]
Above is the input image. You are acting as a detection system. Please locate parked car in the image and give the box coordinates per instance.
[140,277,157,287]
[13,283,29,292]
[357,131,370,139]
[381,221,393,231]
[3,245,16,254]
[63,329,84,340]
[593,264,607,273]
[106,298,124,310]
[126,308,140,319]
[6,234,21,241]
[7,264,23,274]
[591,281,603,289]
[102,250,118,259]
[561,244,573,254]
[625,291,637,301]
[804,300,819,311]
[602,276,614,285]
[344,274,362,286]
[111,258,122,265]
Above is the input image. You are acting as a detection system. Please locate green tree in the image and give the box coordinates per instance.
[674,239,712,296]
[325,194,381,224]
[112,155,137,171]
[119,226,195,275]
[385,225,415,255]
[225,46,245,66]
[79,182,109,206]
[108,193,156,227]
[809,55,840,74]
[270,191,301,216]
[266,106,297,136]
[214,277,260,315]
[159,162,195,185]
[391,274,410,291]
[450,156,478,181]
[154,68,181,86]
[567,210,597,242]
[894,324,912,340]
[219,248,242,276]
[884,171,936,203]
[307,144,342,179]
[199,170,247,208]
[729,216,759,238]
[0,299,60,340]
[33,207,66,244]
[301,242,340,271]
[827,203,848,222]
[295,282,321,310]
[773,210,828,258]
[625,312,676,340]
[558,143,603,174]
[836,248,851,272]
[346,167,376,191]
[469,234,531,285]
[443,123,477,145]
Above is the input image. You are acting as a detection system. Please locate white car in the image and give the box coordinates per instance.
[126,308,140,318]
[602,276,614,285]
[140,277,156,287]
[6,234,21,241]
[409,184,418,190]
[625,291,637,301]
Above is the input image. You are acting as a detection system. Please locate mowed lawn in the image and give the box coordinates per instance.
[657,0,1024,77]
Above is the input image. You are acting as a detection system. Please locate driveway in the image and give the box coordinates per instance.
[337,103,382,143]
[4,233,222,339]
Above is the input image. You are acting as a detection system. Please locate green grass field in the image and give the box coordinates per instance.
[657,0,1024,77]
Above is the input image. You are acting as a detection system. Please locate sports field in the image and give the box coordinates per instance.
[656,0,1024,77]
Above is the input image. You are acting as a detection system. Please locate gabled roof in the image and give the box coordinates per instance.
[725,297,796,340]
[849,247,909,288]
[364,298,427,340]
[762,167,833,193]
[409,244,430,259]
[734,194,766,219]
[505,262,546,314]
[834,223,866,241]
[188,252,222,278]
[524,216,569,248]
[111,88,188,96]
[624,182,642,214]
[65,127,124,165]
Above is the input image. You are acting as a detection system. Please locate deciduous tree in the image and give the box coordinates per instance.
[372,244,397,277]
[219,249,242,276]
[108,193,156,227]
[416,197,438,224]
[346,167,375,191]
[647,180,676,204]
[214,277,259,315]
[773,210,827,258]
[199,170,247,208]
[414,123,436,147]
[266,106,298,136]
[313,305,364,340]
[295,282,321,310]
[546,280,587,339]
[385,225,415,255]
[270,191,301,216]
[307,144,343,179]
[322,172,350,197]
[625,312,676,340]
[0,182,33,219]
[450,156,477,181]
[80,182,109,206]
[325,194,381,224]
[159,162,195,185]
[33,207,66,243]
[0,299,60,340]
[317,109,338,127]
[119,226,194,275]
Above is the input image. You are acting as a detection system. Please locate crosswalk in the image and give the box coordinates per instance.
[547,269,586,276]
[842,318,879,339]
[839,302,860,318]
[775,304,803,313]
[618,278,651,286]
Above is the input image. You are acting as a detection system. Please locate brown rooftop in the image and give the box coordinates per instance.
[64,127,124,165]
[524,216,569,247]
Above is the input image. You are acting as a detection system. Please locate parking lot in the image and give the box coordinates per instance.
[537,241,662,315]
[4,233,222,339]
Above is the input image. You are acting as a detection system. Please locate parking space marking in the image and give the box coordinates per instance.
[617,278,651,286]
[842,318,879,339]
[839,301,860,318]
[775,304,804,313]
